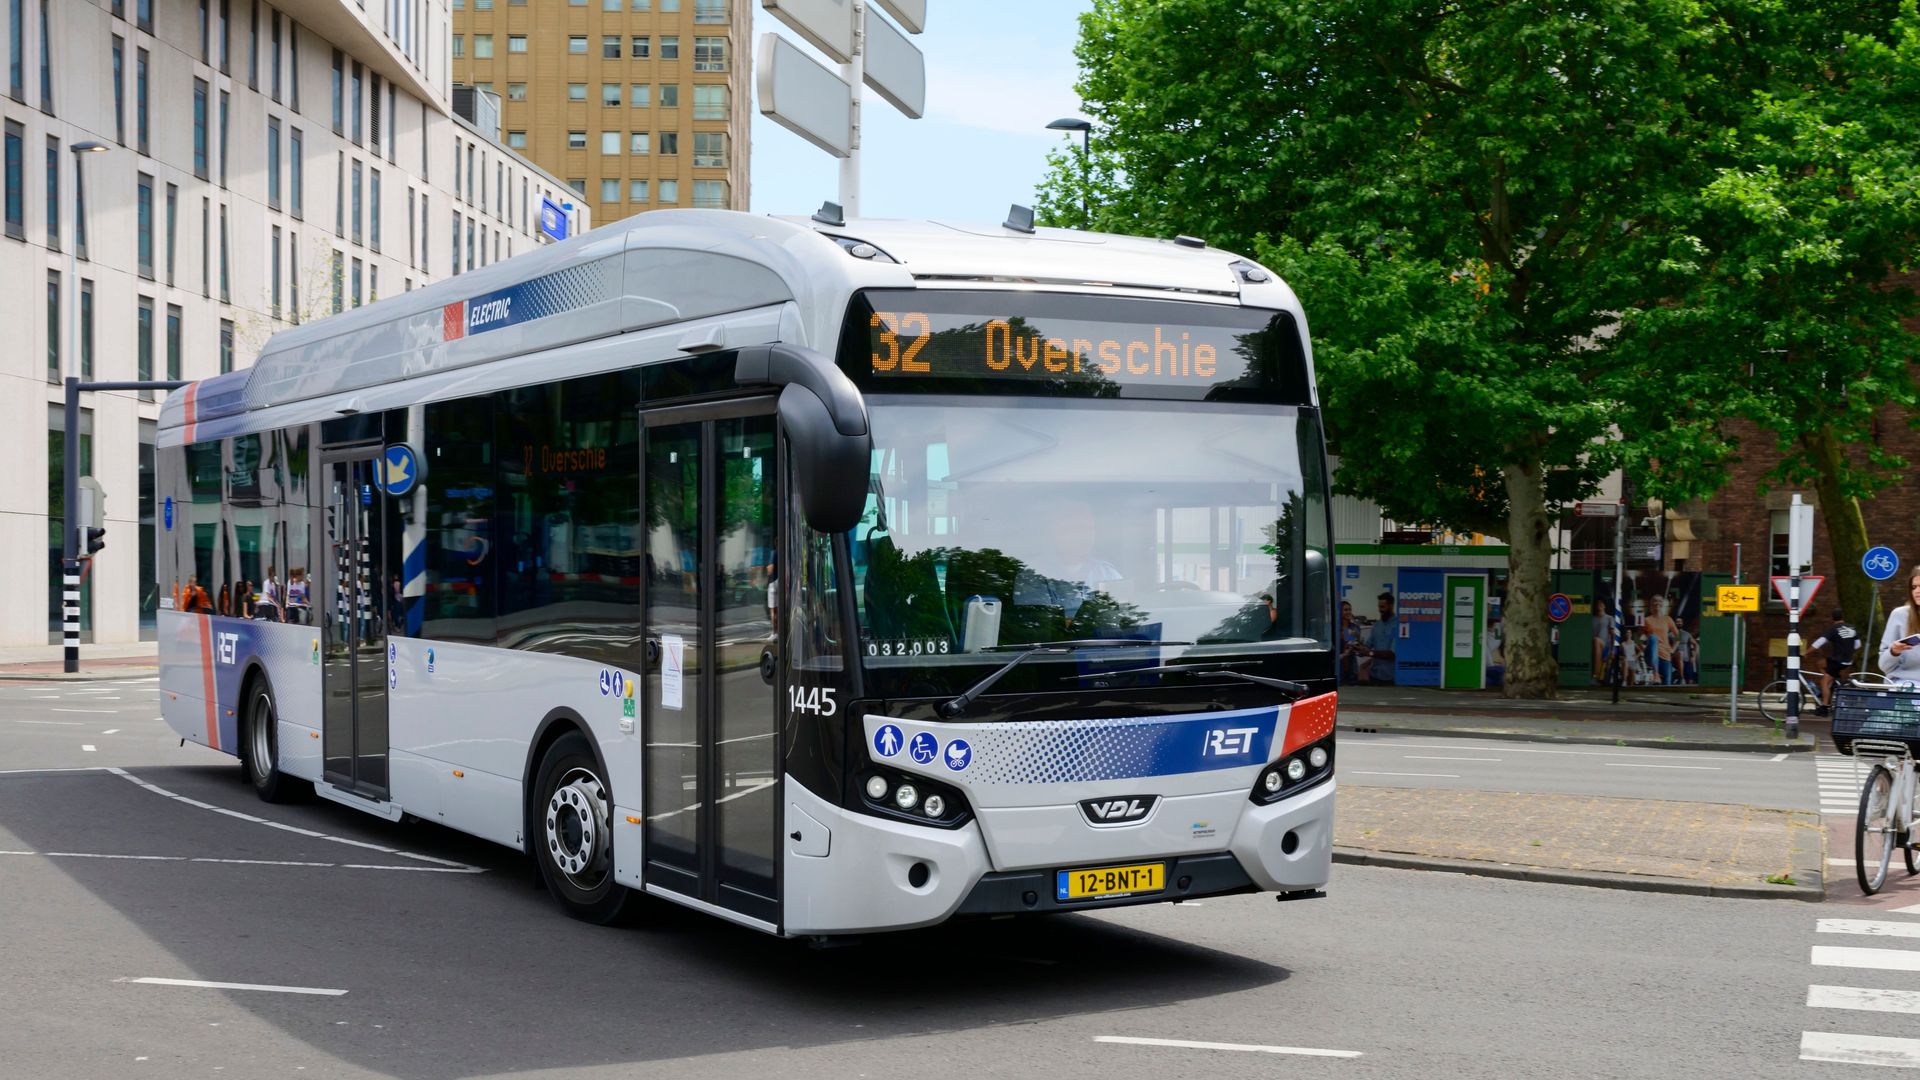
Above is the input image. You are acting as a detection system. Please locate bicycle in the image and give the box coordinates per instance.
[1759,667,1881,724]
[1852,739,1920,894]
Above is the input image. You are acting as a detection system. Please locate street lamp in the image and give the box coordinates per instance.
[65,141,109,383]
[59,140,109,673]
[1045,118,1093,224]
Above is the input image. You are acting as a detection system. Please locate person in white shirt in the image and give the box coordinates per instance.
[1878,568,1920,687]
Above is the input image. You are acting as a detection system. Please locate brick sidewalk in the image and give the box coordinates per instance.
[1336,786,1823,890]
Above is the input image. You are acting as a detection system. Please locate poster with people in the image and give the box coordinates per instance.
[1587,570,1704,686]
[1339,578,1405,685]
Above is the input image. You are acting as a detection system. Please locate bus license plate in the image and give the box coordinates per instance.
[1056,862,1165,902]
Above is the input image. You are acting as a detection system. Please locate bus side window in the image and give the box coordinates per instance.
[788,511,842,674]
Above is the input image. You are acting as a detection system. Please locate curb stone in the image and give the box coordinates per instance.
[1337,721,1813,754]
[0,668,160,683]
[1334,847,1824,901]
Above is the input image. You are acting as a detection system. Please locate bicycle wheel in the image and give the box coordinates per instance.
[1859,764,1896,895]
[1758,680,1790,725]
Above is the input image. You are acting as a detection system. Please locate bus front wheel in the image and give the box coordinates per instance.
[532,731,636,925]
[242,679,295,803]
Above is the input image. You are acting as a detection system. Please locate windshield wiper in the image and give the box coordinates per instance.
[1068,661,1311,700]
[940,639,1192,719]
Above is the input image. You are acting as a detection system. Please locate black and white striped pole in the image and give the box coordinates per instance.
[1786,570,1802,742]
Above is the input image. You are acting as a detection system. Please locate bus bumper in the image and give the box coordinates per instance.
[1230,777,1335,892]
[782,778,991,937]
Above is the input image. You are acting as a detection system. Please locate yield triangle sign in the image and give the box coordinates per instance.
[1770,575,1825,615]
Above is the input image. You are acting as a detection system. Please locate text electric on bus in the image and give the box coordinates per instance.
[155,209,1339,936]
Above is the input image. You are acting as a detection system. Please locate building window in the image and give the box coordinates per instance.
[600,131,620,155]
[219,90,229,186]
[659,131,679,155]
[631,0,650,9]
[568,177,586,195]
[507,82,526,101]
[507,131,526,149]
[79,279,93,378]
[350,257,361,307]
[600,178,619,203]
[369,168,381,252]
[567,131,587,149]
[692,179,727,208]
[330,248,342,311]
[450,209,460,274]
[135,48,149,154]
[247,0,258,88]
[351,160,363,244]
[420,193,428,270]
[112,37,126,145]
[568,83,586,102]
[136,0,153,33]
[290,128,303,218]
[269,10,281,101]
[475,35,494,59]
[2,120,20,239]
[660,83,678,108]
[219,0,230,73]
[407,188,415,267]
[693,131,726,168]
[192,80,209,178]
[164,183,176,284]
[219,202,229,301]
[6,0,21,101]
[568,36,587,55]
[334,152,343,235]
[350,61,363,144]
[693,84,727,120]
[165,304,182,380]
[136,297,153,381]
[289,232,298,320]
[659,179,678,204]
[331,49,343,134]
[603,0,619,9]
[289,24,299,113]
[43,136,56,251]
[602,83,622,107]
[603,36,620,59]
[629,179,647,203]
[631,84,650,108]
[45,270,57,379]
[136,174,154,277]
[661,0,679,10]
[1768,509,1815,580]
[219,319,233,372]
[199,196,208,294]
[74,157,87,259]
[629,132,649,155]
[694,0,725,22]
[451,35,463,59]
[660,36,679,60]
[631,36,650,59]
[693,37,726,71]
[270,224,281,313]
[266,117,281,209]
[37,0,50,114]
[508,36,526,54]
[369,74,382,150]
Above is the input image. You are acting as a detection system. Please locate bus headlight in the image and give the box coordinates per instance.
[894,784,920,811]
[923,794,945,818]
[865,775,890,800]
[1262,769,1283,793]
[1285,758,1308,782]
[1309,746,1329,769]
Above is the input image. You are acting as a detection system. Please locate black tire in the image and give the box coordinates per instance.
[1757,680,1790,725]
[1858,764,1895,895]
[242,678,295,803]
[531,731,636,925]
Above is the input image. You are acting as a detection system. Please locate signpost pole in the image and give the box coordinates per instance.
[1787,569,1802,742]
[1731,542,1741,726]
[837,0,865,217]
[1612,493,1627,705]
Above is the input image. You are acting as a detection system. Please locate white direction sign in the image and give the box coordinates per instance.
[863,9,926,118]
[761,0,854,64]
[757,33,855,157]
[872,0,926,33]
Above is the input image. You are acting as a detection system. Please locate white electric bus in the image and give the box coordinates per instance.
[155,207,1338,936]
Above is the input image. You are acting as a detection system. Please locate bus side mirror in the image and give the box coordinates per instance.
[735,344,873,535]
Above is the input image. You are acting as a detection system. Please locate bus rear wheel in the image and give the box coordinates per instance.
[243,679,295,803]
[532,731,636,925]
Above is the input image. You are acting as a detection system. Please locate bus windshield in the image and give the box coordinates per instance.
[850,396,1331,700]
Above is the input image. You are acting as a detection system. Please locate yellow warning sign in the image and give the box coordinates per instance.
[1716,584,1761,613]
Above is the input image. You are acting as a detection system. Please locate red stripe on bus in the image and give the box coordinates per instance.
[196,615,219,750]
[180,382,199,442]
[1280,692,1337,756]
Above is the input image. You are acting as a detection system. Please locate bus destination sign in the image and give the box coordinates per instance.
[868,310,1233,388]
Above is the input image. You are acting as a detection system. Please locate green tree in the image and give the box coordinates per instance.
[1619,5,1920,643]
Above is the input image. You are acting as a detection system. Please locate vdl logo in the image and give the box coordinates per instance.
[1079,795,1159,827]
[1205,727,1259,757]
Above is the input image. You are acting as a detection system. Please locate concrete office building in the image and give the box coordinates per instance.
[0,0,587,647]
[450,0,751,222]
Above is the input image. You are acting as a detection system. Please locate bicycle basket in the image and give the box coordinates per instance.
[1833,685,1920,755]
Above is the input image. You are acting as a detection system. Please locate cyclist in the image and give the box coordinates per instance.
[1810,606,1859,713]
[1881,568,1920,687]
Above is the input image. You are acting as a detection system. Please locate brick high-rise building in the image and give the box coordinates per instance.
[450,0,751,222]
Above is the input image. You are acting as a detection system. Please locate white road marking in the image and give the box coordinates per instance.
[1813,946,1920,973]
[1601,763,1721,770]
[105,767,481,871]
[1820,919,1920,939]
[122,977,347,997]
[13,719,82,726]
[81,745,95,752]
[0,850,480,874]
[1095,1036,1360,1059]
[1809,985,1920,1015]
[1800,1031,1920,1067]
[49,708,117,714]
[1887,904,1920,916]
[1402,755,1501,762]
[1772,753,1788,762]
[1349,771,1460,779]
[101,729,118,735]
[1829,858,1859,866]
[1347,738,1781,763]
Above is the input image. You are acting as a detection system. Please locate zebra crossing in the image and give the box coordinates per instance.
[1804,905,1920,1067]
[1821,754,1869,818]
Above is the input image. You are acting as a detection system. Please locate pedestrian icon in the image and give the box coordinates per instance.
[944,739,972,771]
[908,731,938,764]
[874,724,904,758]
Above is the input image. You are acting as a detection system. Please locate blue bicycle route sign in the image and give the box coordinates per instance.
[1863,546,1900,581]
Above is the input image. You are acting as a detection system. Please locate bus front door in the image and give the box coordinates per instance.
[320,453,390,797]
[641,406,781,927]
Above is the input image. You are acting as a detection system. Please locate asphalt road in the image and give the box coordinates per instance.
[3,676,1918,1078]
[1342,730,1821,811]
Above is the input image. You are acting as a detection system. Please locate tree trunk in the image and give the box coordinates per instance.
[1501,458,1559,698]
[1803,427,1876,643]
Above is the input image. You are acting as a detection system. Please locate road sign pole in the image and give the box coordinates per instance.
[1786,569,1802,742]
[1731,542,1741,726]
[837,0,864,217]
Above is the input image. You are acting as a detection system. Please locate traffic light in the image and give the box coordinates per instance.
[82,527,106,558]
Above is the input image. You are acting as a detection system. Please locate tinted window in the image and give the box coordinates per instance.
[420,396,496,641]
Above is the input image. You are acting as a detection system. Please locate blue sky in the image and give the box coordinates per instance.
[747,1,1096,221]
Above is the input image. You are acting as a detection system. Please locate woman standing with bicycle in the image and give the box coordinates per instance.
[1879,568,1920,687]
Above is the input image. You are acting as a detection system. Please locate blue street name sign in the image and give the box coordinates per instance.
[539,198,569,242]
[1864,546,1900,581]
